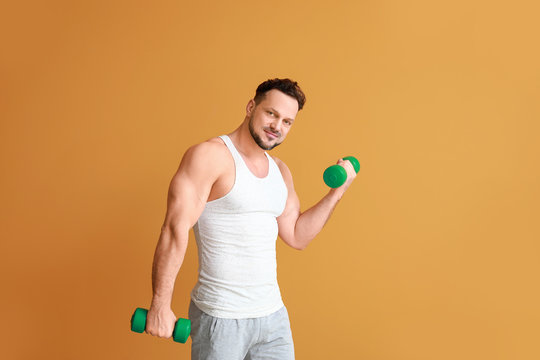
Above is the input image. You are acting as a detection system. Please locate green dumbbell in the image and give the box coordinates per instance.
[323,156,360,188]
[130,307,191,344]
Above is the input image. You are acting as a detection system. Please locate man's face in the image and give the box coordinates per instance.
[247,89,299,151]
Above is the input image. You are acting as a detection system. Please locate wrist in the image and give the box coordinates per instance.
[328,187,344,202]
[150,294,172,309]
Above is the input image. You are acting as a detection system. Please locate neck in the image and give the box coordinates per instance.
[227,119,266,158]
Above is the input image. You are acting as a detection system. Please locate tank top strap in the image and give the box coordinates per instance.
[219,135,244,167]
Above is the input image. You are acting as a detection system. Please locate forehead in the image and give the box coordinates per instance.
[258,89,299,119]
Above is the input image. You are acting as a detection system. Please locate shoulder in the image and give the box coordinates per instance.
[271,155,293,182]
[270,155,285,169]
[186,136,226,155]
[178,137,231,177]
[183,137,229,163]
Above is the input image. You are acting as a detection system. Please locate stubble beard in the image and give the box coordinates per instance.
[248,114,282,151]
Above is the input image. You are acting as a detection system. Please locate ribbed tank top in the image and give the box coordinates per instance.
[191,135,288,318]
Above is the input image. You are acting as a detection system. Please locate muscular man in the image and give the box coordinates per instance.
[145,78,356,359]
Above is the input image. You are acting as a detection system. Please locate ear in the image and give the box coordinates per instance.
[246,99,256,115]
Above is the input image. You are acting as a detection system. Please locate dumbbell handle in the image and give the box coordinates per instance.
[130,307,191,344]
[323,156,360,188]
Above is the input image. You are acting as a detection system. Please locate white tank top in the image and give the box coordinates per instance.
[191,135,288,318]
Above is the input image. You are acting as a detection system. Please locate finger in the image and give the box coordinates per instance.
[340,160,353,172]
[159,331,172,339]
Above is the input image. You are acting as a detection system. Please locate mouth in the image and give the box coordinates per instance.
[264,130,279,139]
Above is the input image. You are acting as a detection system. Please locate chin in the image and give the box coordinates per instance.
[264,140,282,151]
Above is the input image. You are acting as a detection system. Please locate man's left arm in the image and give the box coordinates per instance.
[275,157,357,250]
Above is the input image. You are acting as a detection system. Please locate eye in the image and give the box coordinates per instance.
[284,120,292,126]
[267,111,274,116]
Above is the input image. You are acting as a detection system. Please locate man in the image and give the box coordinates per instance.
[145,78,357,359]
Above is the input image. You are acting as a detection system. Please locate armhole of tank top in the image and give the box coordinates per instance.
[204,136,237,206]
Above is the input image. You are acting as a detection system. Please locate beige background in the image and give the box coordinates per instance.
[1,0,539,359]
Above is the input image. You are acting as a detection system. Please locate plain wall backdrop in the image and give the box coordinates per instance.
[1,0,539,359]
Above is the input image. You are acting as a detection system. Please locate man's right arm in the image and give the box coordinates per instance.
[145,141,223,338]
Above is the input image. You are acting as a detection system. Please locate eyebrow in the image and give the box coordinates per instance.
[269,107,295,122]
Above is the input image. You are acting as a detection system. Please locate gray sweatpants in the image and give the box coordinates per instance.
[188,301,295,360]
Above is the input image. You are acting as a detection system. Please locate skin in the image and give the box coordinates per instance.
[145,89,357,338]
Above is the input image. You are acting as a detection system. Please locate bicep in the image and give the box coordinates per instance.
[276,161,301,247]
[162,144,220,232]
[163,174,207,232]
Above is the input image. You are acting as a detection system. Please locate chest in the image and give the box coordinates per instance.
[208,154,270,202]
[206,156,288,217]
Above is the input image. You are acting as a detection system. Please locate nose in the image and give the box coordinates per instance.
[269,120,281,134]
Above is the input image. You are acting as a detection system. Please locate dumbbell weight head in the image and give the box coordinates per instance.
[173,318,191,344]
[131,307,147,333]
[323,165,348,188]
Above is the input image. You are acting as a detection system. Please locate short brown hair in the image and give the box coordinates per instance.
[254,78,306,111]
